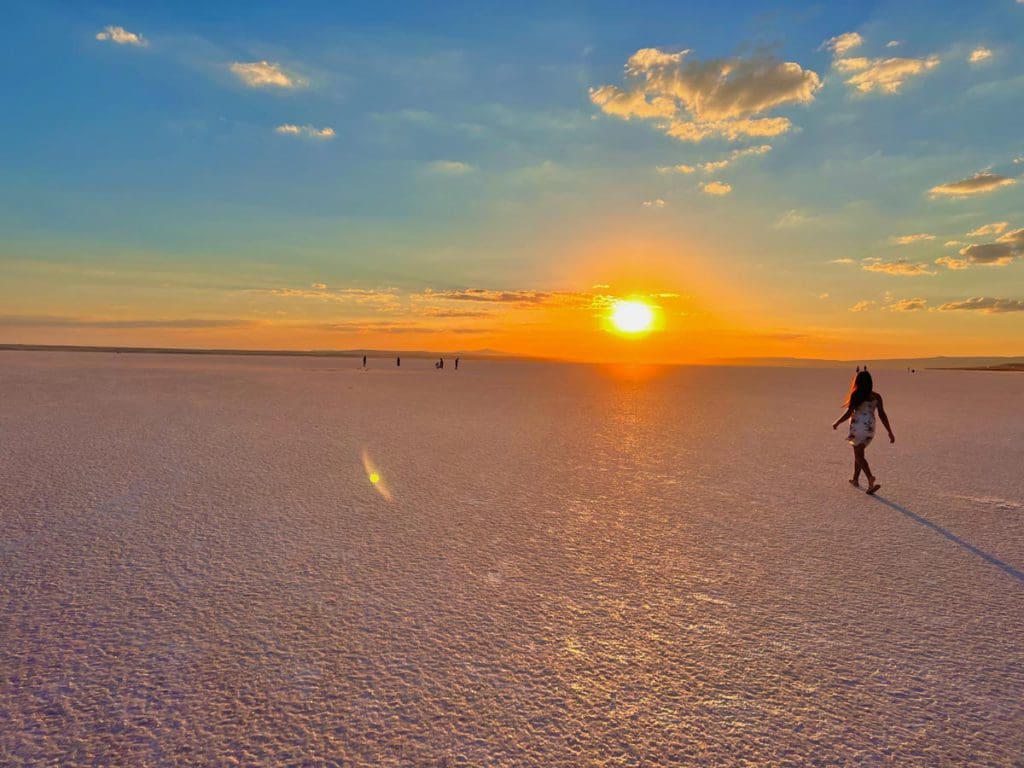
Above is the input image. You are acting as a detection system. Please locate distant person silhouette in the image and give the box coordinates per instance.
[362,355,367,369]
[455,357,460,370]
[832,367,895,495]
[436,358,444,369]
[396,356,401,367]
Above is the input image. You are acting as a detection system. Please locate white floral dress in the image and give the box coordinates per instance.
[847,397,877,447]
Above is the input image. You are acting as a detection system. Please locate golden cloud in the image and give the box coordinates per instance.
[230,61,304,88]
[254,286,400,305]
[929,172,1016,197]
[997,228,1024,247]
[862,258,935,276]
[0,315,244,329]
[958,243,1016,266]
[968,47,993,64]
[835,54,940,94]
[696,144,772,172]
[591,49,820,142]
[936,228,1022,268]
[935,256,970,270]
[887,297,928,311]
[823,32,864,57]
[967,221,1009,237]
[657,164,696,174]
[588,85,677,119]
[938,297,1024,313]
[702,181,732,196]
[891,233,935,245]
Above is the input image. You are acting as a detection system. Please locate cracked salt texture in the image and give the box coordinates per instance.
[1,352,1022,766]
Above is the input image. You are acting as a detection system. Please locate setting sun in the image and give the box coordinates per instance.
[610,300,655,334]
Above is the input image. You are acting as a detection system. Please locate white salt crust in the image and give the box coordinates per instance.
[1,352,1022,766]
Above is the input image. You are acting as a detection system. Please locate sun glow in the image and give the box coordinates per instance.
[610,300,655,334]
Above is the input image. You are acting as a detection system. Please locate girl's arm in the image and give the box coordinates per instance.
[875,393,895,442]
[832,407,852,430]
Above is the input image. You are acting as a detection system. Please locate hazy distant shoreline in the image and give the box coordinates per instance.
[0,343,512,361]
[930,364,1024,372]
[3,343,1024,371]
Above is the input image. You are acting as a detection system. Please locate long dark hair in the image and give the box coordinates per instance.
[844,369,873,409]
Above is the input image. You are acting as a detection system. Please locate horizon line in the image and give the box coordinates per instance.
[3,343,1023,368]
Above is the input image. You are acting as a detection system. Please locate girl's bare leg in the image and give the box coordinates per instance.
[854,445,875,486]
[850,447,861,486]
[855,445,880,492]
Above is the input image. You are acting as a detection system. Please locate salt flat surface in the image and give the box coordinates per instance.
[1,351,1022,766]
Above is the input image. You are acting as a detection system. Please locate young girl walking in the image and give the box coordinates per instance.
[832,369,895,495]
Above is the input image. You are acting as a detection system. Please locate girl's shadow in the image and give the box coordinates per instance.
[872,495,1024,585]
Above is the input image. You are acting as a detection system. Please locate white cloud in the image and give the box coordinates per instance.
[590,48,821,142]
[95,25,147,47]
[275,124,335,139]
[968,47,993,64]
[834,54,940,94]
[823,32,864,57]
[702,181,732,196]
[886,40,902,49]
[230,61,304,88]
[966,221,1009,237]
[643,198,667,208]
[831,257,855,264]
[775,209,815,228]
[427,160,475,175]
[850,300,875,312]
[929,172,1016,198]
[944,240,963,247]
[891,233,935,245]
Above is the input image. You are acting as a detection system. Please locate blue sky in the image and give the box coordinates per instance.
[2,0,1022,359]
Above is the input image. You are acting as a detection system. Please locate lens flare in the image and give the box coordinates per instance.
[361,449,392,501]
[610,300,655,334]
